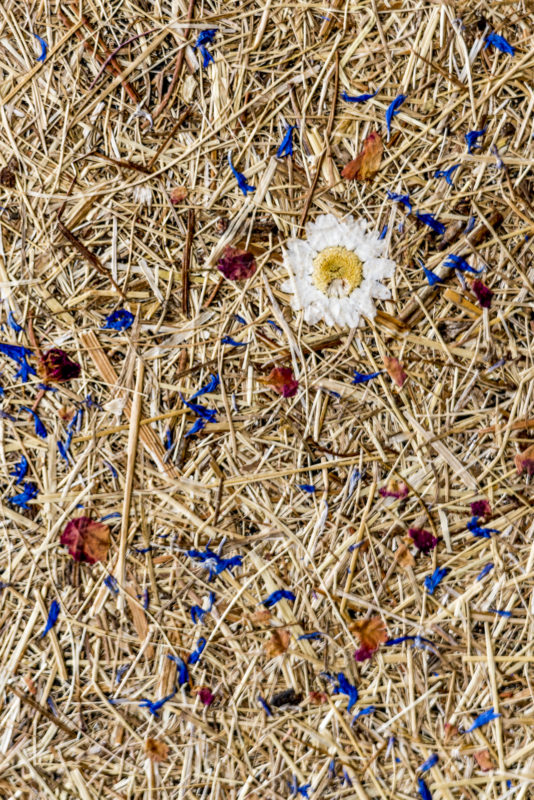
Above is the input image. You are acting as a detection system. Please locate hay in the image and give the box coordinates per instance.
[0,0,533,797]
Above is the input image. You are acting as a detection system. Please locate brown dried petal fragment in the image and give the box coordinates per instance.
[145,738,169,762]
[60,517,111,564]
[217,246,257,281]
[264,629,290,658]
[515,444,534,476]
[341,132,383,182]
[248,608,272,625]
[349,616,387,652]
[383,356,407,388]
[474,750,494,771]
[396,542,415,568]
[262,367,299,398]
[169,186,188,204]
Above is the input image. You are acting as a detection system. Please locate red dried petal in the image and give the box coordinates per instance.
[383,356,407,388]
[40,348,80,383]
[354,644,376,662]
[60,517,111,564]
[341,132,383,182]
[198,687,215,706]
[169,186,188,205]
[217,246,257,281]
[408,527,438,554]
[264,367,299,398]
[471,280,493,309]
[470,499,491,519]
[379,480,408,499]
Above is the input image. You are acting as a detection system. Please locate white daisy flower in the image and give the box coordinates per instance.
[281,213,397,328]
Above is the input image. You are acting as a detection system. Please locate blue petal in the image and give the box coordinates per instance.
[352,370,381,384]
[465,129,486,154]
[342,89,378,103]
[10,455,28,484]
[102,309,134,331]
[476,563,494,581]
[385,94,407,138]
[32,33,47,62]
[180,394,217,422]
[443,254,483,275]
[434,165,459,186]
[386,191,412,213]
[416,212,445,235]
[419,753,438,773]
[190,373,220,399]
[464,708,500,733]
[41,600,60,637]
[298,484,316,493]
[263,589,296,608]
[187,637,207,665]
[418,777,432,800]
[423,266,442,286]
[221,336,248,346]
[333,672,359,712]
[484,32,515,56]
[20,406,47,438]
[7,312,22,332]
[277,125,296,158]
[228,152,255,196]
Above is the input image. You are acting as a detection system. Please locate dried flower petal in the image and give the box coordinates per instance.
[379,479,408,499]
[197,687,215,706]
[263,367,299,398]
[474,749,494,771]
[470,499,491,519]
[350,616,387,661]
[39,348,80,383]
[169,186,188,204]
[308,691,327,704]
[264,629,290,658]
[408,528,438,554]
[145,738,169,762]
[217,246,257,281]
[443,722,458,743]
[341,132,383,182]
[383,356,407,387]
[60,517,111,564]
[248,608,272,624]
[515,444,534,476]
[471,280,493,308]
[396,542,416,568]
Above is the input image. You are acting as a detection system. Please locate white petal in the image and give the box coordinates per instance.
[363,257,396,281]
[305,214,342,251]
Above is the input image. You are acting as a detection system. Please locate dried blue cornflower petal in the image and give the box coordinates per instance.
[443,254,483,274]
[258,695,272,715]
[422,266,442,286]
[7,312,22,332]
[387,190,412,213]
[167,654,189,685]
[221,336,248,346]
[465,128,486,154]
[228,152,255,196]
[263,589,296,608]
[116,664,130,683]
[188,637,206,665]
[299,484,316,493]
[467,516,499,538]
[419,754,438,773]
[194,29,217,68]
[488,608,511,617]
[139,689,177,718]
[103,309,134,331]
[477,563,494,581]
[180,394,217,422]
[464,708,500,733]
[32,33,47,62]
[379,225,388,240]
[385,635,434,648]
[424,567,448,595]
[186,547,243,580]
[418,777,432,800]
[341,89,378,103]
[485,32,515,56]
[277,125,296,158]
[434,165,459,185]
[0,342,36,382]
[352,370,381,384]
[104,575,119,594]
[41,599,60,637]
[191,373,219,399]
[190,592,215,624]
[298,632,322,640]
[288,776,311,798]
[416,212,445,235]
[385,94,407,139]
[185,418,206,438]
[234,314,246,324]
[351,705,375,722]
[333,672,359,712]
[11,480,38,506]
[10,455,28,484]
[20,406,47,438]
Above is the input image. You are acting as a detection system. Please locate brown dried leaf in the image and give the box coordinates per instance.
[515,443,534,475]
[145,738,169,762]
[474,749,494,771]
[264,629,290,658]
[383,356,407,388]
[349,616,387,651]
[341,132,383,182]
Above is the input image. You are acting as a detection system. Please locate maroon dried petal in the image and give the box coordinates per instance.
[198,687,215,706]
[470,499,491,519]
[408,527,438,554]
[471,280,493,309]
[264,367,299,398]
[379,480,408,499]
[515,445,534,476]
[217,246,256,281]
[354,644,376,663]
[40,348,80,383]
[60,517,111,564]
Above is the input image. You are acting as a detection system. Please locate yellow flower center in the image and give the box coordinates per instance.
[312,246,363,297]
